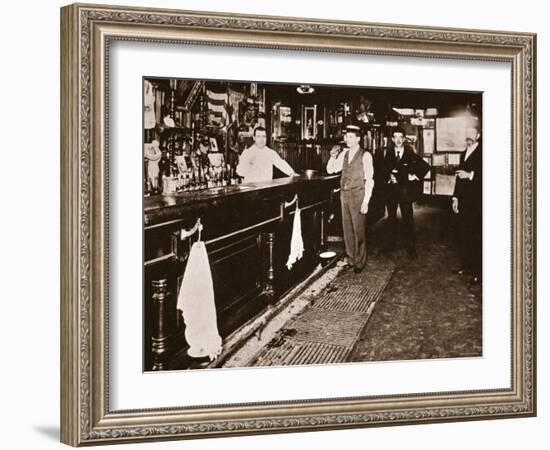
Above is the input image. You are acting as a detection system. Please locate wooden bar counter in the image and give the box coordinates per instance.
[143,174,340,370]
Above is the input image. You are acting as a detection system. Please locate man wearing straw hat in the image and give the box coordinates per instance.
[327,125,374,274]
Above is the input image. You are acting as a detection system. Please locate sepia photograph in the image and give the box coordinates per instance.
[143,78,483,372]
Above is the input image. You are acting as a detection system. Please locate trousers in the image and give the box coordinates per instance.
[341,188,367,270]
[386,192,416,255]
[457,199,482,278]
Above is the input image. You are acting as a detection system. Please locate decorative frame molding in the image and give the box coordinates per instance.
[60,3,536,446]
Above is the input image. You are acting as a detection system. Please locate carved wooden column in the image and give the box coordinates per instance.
[151,279,170,371]
[264,232,275,300]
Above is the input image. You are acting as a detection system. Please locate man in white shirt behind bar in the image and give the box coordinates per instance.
[237,127,297,183]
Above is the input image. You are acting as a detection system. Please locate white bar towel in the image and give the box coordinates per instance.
[176,241,222,360]
[286,206,304,270]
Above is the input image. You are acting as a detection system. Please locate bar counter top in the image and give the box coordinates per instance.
[144,174,340,227]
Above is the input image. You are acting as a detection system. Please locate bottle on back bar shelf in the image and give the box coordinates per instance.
[202,164,209,190]
[187,168,192,190]
[216,166,223,187]
[210,167,216,188]
[197,163,204,189]
[182,170,189,191]
[221,165,227,187]
[193,166,199,190]
[225,164,231,186]
[206,166,213,188]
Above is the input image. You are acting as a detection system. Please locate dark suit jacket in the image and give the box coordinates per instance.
[453,143,482,211]
[383,145,430,202]
[366,147,389,226]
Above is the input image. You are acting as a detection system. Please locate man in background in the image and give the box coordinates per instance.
[383,128,430,259]
[452,127,482,285]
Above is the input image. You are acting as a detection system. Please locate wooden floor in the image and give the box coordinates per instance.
[349,203,482,362]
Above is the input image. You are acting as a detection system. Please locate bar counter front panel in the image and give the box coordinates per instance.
[143,174,340,370]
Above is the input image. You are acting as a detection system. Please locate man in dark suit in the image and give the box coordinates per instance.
[452,127,482,284]
[383,128,430,258]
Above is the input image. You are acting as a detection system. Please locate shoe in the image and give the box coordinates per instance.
[354,267,363,274]
[338,259,352,269]
[407,250,417,259]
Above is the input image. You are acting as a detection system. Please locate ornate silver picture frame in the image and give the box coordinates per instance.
[60,3,536,446]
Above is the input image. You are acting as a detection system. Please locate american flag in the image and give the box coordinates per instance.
[207,87,233,126]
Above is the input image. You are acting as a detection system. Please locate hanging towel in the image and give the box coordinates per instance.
[176,240,222,360]
[286,205,304,270]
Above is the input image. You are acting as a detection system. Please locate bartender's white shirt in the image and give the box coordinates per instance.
[237,144,295,183]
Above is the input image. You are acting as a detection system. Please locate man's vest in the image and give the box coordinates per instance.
[340,148,365,191]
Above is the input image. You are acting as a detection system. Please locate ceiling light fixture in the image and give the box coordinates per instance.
[296,84,315,94]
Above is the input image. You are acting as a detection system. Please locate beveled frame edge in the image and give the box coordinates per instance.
[60,2,536,446]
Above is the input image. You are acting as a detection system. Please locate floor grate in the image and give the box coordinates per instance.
[255,340,351,366]
[249,259,395,368]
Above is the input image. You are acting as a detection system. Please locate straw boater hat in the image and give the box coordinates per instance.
[344,124,361,135]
